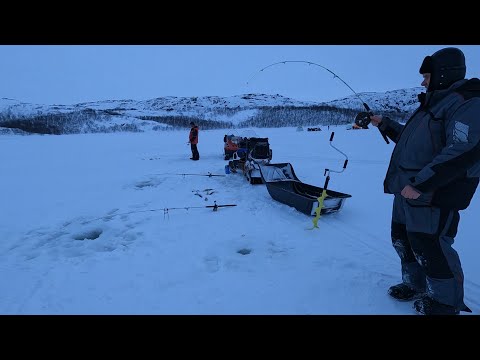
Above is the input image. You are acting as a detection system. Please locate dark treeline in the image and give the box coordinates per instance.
[1,110,103,135]
[238,106,406,128]
[0,106,408,135]
[0,109,143,135]
[138,115,234,130]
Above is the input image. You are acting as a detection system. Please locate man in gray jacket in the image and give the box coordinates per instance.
[370,47,480,315]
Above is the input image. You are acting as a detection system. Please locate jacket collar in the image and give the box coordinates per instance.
[420,79,468,108]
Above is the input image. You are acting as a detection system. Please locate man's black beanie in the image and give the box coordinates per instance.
[419,47,466,91]
[419,56,432,74]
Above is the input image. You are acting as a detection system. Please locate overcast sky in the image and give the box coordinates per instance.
[1,45,479,105]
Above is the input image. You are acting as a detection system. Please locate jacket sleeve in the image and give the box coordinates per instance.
[411,98,480,193]
[378,117,404,143]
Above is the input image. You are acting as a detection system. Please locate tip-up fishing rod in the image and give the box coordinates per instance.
[310,132,349,229]
[81,201,237,224]
[247,60,390,144]
[163,201,236,218]
[151,172,226,178]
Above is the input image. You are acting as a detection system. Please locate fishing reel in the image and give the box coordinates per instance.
[354,112,372,128]
[355,110,390,144]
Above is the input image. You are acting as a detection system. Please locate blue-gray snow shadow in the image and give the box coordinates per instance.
[129,175,166,190]
[202,233,294,274]
[9,210,147,261]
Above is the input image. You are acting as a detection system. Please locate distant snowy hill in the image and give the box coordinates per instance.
[326,87,423,114]
[0,88,423,135]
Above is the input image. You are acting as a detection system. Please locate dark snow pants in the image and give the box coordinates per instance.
[191,144,199,160]
[390,194,468,311]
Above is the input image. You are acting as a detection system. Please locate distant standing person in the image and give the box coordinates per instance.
[188,121,200,160]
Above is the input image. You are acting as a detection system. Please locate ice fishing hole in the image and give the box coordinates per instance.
[73,229,103,241]
[237,248,252,255]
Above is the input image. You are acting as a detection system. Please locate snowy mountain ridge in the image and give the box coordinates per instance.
[0,87,424,134]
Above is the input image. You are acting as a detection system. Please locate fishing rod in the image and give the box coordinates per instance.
[81,201,237,224]
[151,172,226,178]
[247,60,390,144]
[163,201,237,218]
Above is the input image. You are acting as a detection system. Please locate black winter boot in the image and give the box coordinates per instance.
[413,295,460,315]
[388,283,424,301]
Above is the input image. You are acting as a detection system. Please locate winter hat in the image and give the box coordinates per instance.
[419,56,432,74]
[190,121,195,126]
[422,47,466,92]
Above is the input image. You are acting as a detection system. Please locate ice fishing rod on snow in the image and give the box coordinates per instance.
[162,201,237,218]
[247,60,390,144]
[151,172,226,178]
[81,201,237,224]
[310,132,349,229]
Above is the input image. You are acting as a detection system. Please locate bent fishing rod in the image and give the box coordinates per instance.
[247,60,390,144]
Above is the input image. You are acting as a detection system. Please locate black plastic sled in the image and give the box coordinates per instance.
[258,163,351,216]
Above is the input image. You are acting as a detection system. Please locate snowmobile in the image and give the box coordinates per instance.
[223,134,247,160]
[226,136,273,185]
